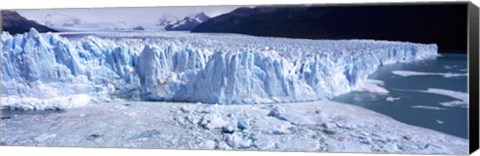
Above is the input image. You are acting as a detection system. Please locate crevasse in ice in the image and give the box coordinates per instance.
[0,28,438,109]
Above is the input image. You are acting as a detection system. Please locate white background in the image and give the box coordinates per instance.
[0,0,479,156]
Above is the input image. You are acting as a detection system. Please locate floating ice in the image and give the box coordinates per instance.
[411,105,446,110]
[386,97,401,102]
[439,100,468,108]
[422,88,469,108]
[436,119,444,124]
[423,88,468,102]
[391,70,467,78]
[1,28,438,109]
[355,79,389,94]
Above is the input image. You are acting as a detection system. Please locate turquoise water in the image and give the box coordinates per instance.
[333,53,468,138]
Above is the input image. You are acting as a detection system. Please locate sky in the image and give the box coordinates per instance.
[16,6,240,25]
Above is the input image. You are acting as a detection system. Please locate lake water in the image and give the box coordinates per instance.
[332,52,468,138]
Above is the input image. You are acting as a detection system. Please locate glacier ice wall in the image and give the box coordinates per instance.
[1,28,438,109]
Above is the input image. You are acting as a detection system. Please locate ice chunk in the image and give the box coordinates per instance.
[255,116,292,134]
[276,137,320,151]
[198,140,216,149]
[224,133,252,148]
[237,119,249,130]
[199,114,228,130]
[222,122,237,133]
[267,106,316,125]
[326,139,371,152]
[254,135,277,150]
[383,143,399,152]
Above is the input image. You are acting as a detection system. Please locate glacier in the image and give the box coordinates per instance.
[1,28,438,109]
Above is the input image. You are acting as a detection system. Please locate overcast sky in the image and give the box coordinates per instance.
[17,6,240,25]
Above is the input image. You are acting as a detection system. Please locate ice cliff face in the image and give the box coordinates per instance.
[0,28,437,109]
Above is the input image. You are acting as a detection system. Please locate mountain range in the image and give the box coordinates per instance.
[165,12,210,31]
[192,4,468,51]
[2,10,210,33]
[2,5,468,52]
[32,11,209,32]
[41,11,84,28]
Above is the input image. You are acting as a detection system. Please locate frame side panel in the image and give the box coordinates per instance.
[468,1,479,154]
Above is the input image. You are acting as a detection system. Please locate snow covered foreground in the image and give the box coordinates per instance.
[0,101,467,154]
[1,28,438,109]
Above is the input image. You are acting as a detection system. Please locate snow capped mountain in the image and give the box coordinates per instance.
[35,11,193,32]
[39,11,84,28]
[32,11,133,31]
[156,15,179,28]
[8,11,210,32]
[0,29,437,109]
[165,12,210,31]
